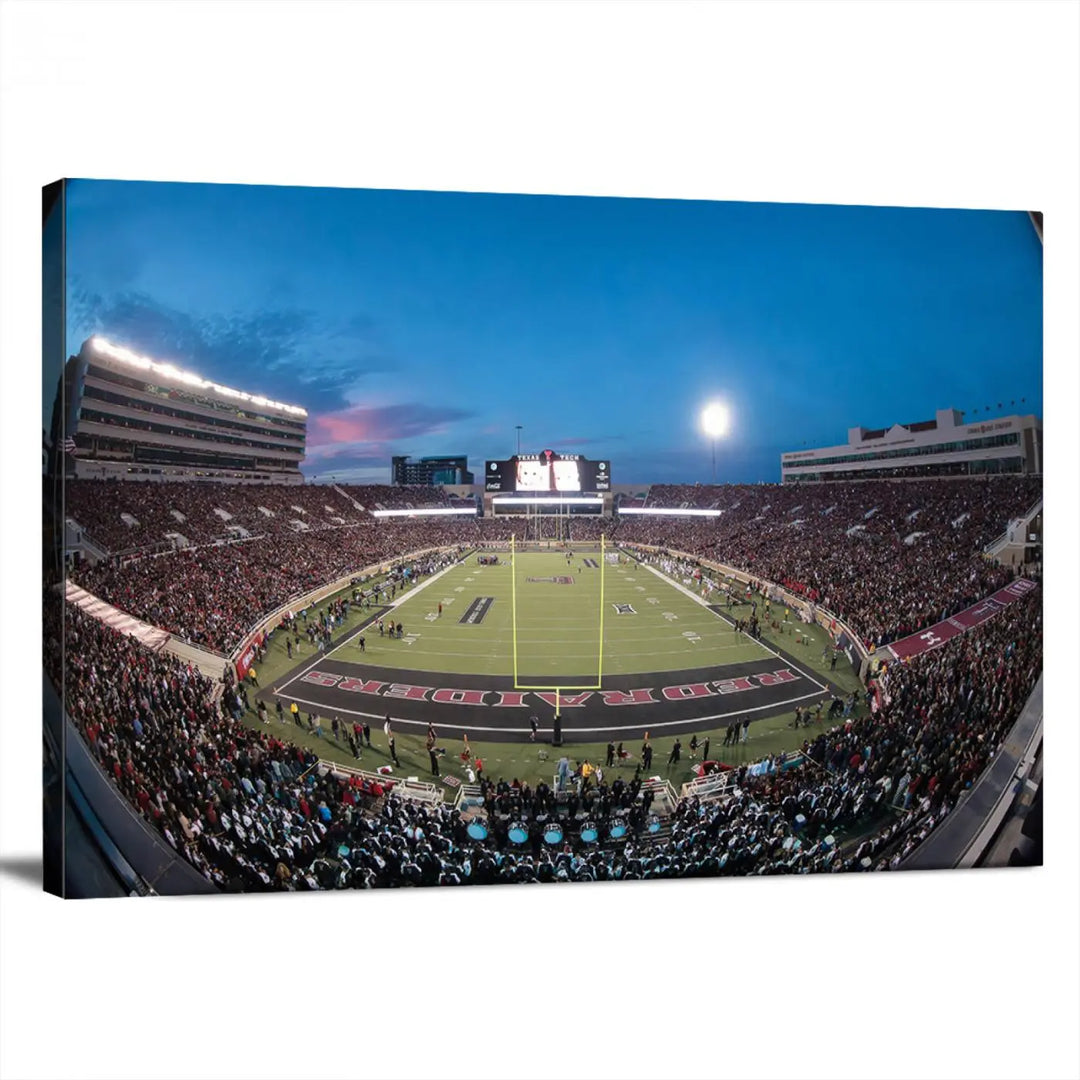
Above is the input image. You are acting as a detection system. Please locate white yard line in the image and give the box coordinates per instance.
[643,563,830,692]
[278,562,461,693]
[274,649,341,697]
[340,640,752,667]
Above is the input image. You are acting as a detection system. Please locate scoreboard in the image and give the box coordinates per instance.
[485,451,611,493]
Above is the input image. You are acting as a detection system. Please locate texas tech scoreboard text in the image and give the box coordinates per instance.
[485,451,611,493]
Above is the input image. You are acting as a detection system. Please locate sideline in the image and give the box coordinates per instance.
[276,559,462,694]
[642,562,829,692]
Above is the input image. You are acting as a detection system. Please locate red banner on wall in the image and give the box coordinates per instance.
[884,577,1038,663]
[235,631,266,680]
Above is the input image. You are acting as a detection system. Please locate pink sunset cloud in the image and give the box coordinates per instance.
[307,402,474,448]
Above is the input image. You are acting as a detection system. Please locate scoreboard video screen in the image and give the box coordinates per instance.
[485,451,610,492]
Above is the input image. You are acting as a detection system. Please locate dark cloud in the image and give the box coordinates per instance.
[66,285,393,413]
[301,444,394,480]
[302,401,476,480]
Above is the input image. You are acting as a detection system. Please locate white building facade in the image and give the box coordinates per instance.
[780,408,1041,484]
[61,337,307,483]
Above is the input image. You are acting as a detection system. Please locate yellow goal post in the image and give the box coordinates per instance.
[510,532,608,714]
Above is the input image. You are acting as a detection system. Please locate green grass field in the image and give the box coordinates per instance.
[246,547,866,795]
[323,550,773,681]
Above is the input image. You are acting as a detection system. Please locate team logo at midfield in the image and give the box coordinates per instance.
[612,603,636,615]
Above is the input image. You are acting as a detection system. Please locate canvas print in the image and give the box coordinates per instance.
[42,182,1043,897]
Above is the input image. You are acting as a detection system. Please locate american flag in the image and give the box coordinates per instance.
[62,436,77,454]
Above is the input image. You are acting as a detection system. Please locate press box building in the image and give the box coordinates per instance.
[780,407,1041,484]
[53,337,307,483]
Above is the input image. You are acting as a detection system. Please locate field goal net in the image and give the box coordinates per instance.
[509,533,608,719]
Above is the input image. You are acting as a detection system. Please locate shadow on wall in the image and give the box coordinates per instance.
[0,855,43,888]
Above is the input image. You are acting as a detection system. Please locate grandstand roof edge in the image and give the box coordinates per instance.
[79,336,309,418]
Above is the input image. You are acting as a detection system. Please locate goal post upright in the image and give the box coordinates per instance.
[511,532,519,686]
[598,533,606,685]
[511,528,601,748]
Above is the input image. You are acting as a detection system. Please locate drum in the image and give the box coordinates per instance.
[579,822,599,843]
[508,822,529,844]
[647,815,662,834]
[543,824,564,846]
[466,821,488,841]
[608,821,628,840]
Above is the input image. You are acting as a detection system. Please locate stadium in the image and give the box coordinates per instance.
[14,12,1077,1080]
[44,328,1044,895]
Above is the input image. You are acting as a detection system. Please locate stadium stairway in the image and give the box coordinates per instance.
[65,516,110,563]
[333,483,366,512]
[983,495,1043,566]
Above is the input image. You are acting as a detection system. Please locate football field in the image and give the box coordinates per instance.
[324,550,774,680]
[253,545,859,789]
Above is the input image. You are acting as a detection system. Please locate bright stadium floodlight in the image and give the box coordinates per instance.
[701,400,730,439]
[700,400,731,483]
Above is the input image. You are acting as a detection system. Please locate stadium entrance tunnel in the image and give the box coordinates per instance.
[259,652,843,743]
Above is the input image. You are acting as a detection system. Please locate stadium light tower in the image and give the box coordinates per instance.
[700,401,731,483]
[515,425,523,455]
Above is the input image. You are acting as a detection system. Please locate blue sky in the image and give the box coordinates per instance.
[63,181,1043,484]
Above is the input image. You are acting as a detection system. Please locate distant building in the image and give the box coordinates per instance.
[780,407,1041,483]
[391,454,474,486]
[53,337,307,483]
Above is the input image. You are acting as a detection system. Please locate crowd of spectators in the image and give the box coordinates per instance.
[70,516,516,653]
[563,518,613,542]
[56,572,1040,889]
[616,477,1040,648]
[67,476,1039,656]
[66,479,370,552]
[336,484,451,511]
[644,484,728,510]
[473,519,524,542]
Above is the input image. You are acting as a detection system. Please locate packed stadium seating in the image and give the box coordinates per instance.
[55,576,1040,889]
[66,479,369,552]
[336,484,451,511]
[72,518,483,652]
[68,476,1039,655]
[645,483,728,510]
[615,477,1040,648]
